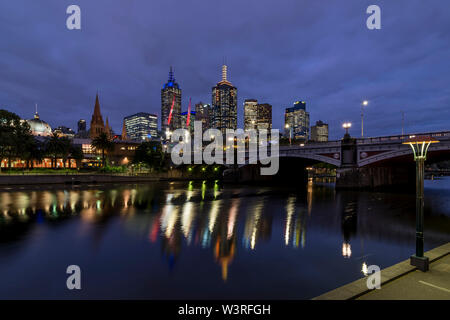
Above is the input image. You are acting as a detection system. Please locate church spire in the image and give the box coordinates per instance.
[93,93,101,118]
[121,120,128,141]
[89,92,105,139]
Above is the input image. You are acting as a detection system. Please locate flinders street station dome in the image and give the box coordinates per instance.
[27,112,52,137]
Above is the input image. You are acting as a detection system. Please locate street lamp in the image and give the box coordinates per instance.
[403,135,439,271]
[342,122,352,136]
[285,124,293,145]
[361,100,368,138]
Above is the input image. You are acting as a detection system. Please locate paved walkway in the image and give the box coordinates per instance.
[358,254,450,300]
[314,242,450,300]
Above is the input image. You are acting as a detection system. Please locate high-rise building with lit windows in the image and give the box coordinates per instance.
[211,64,237,134]
[181,111,196,133]
[244,99,272,131]
[311,120,329,142]
[195,102,212,131]
[284,101,310,141]
[161,66,182,138]
[124,112,158,141]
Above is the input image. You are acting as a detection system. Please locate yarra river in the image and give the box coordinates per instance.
[0,178,449,299]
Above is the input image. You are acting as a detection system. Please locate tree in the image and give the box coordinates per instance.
[46,132,63,168]
[91,132,114,167]
[59,136,72,168]
[133,141,165,170]
[70,145,84,168]
[0,109,33,171]
[22,137,43,169]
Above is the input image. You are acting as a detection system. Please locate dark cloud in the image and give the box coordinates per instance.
[0,0,449,139]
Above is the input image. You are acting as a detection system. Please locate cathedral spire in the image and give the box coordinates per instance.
[93,93,101,117]
[89,92,105,139]
[121,120,128,141]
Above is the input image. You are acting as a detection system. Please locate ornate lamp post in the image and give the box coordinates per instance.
[403,135,439,271]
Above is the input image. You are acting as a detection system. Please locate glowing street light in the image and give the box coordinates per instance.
[342,122,352,136]
[361,100,369,138]
[403,135,439,271]
[285,124,293,145]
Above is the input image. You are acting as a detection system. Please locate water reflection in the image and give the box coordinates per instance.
[0,179,449,298]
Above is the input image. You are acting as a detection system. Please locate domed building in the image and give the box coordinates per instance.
[27,111,52,137]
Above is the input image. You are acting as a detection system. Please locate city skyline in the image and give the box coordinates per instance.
[0,1,449,140]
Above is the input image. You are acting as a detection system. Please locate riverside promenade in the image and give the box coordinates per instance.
[314,242,450,300]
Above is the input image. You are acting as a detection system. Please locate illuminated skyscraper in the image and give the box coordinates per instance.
[181,111,196,133]
[161,66,182,138]
[244,99,272,131]
[211,64,237,134]
[124,112,158,141]
[311,120,329,142]
[284,101,310,141]
[195,102,212,131]
[244,99,258,130]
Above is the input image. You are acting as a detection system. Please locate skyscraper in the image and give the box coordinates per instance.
[89,93,106,139]
[244,99,258,131]
[161,66,182,139]
[124,112,158,141]
[195,102,212,131]
[284,101,310,141]
[311,120,329,142]
[181,111,196,133]
[77,119,86,133]
[256,103,272,131]
[211,64,237,134]
[244,100,272,131]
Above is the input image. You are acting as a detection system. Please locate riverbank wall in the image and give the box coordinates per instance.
[0,171,194,186]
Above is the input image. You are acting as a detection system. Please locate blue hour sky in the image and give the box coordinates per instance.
[0,0,449,139]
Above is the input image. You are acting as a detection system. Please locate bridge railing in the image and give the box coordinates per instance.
[356,131,450,145]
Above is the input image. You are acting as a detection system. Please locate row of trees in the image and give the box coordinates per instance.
[1,109,166,172]
[0,109,83,171]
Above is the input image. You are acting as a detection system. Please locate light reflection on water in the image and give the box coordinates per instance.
[0,178,449,299]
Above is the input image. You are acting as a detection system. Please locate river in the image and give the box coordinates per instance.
[0,178,449,299]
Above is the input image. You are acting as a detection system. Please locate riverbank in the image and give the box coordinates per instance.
[314,242,450,300]
[0,172,194,186]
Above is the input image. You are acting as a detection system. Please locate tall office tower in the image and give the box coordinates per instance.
[181,111,196,133]
[244,100,272,131]
[124,112,158,141]
[161,66,182,139]
[244,99,258,130]
[195,102,212,131]
[310,120,329,142]
[211,64,237,134]
[77,119,86,133]
[284,101,310,141]
[89,93,106,139]
[256,103,272,131]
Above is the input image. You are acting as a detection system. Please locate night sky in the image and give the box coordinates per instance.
[0,0,449,139]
